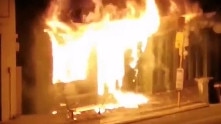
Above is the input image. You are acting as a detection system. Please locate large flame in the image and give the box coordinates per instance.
[45,0,160,108]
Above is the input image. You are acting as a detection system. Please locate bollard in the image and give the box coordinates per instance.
[214,83,221,102]
[195,77,213,103]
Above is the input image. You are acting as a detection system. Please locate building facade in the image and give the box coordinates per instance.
[0,0,21,122]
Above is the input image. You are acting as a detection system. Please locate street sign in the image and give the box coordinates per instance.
[176,68,184,90]
[175,31,184,49]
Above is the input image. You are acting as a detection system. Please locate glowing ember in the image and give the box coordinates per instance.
[52,110,57,115]
[44,0,160,109]
[59,103,66,107]
[113,91,149,108]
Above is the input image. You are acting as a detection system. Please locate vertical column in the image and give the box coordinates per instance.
[0,0,17,121]
[202,31,208,77]
[0,34,2,121]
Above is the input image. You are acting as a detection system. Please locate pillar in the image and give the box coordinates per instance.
[0,0,17,121]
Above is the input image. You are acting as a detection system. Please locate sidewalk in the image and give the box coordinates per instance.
[1,85,214,124]
[131,103,221,124]
[2,102,218,124]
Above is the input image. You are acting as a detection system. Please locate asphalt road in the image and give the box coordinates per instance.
[130,104,221,124]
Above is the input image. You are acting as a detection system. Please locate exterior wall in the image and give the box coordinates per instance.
[0,0,17,121]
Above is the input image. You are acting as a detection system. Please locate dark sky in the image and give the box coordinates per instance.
[201,0,221,12]
[15,0,221,16]
[14,0,221,29]
[15,0,221,23]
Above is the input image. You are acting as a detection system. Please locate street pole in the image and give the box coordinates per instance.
[175,30,184,107]
[175,17,189,107]
[178,35,184,107]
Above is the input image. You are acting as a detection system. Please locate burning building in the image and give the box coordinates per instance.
[42,0,212,122]
[1,0,221,123]
[45,0,160,109]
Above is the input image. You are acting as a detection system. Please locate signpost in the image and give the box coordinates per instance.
[176,68,184,107]
[175,19,189,106]
[176,68,184,90]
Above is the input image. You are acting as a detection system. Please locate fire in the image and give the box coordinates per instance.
[45,0,160,109]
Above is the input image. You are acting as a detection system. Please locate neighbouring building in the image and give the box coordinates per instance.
[0,0,21,122]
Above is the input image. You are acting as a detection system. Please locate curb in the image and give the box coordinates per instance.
[101,102,208,124]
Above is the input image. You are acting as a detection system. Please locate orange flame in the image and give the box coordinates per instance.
[45,0,160,108]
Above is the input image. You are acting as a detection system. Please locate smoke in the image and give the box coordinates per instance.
[167,0,221,34]
[163,0,221,34]
[156,0,221,34]
[30,19,53,114]
[185,11,221,34]
[168,0,202,15]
